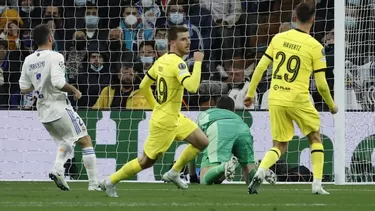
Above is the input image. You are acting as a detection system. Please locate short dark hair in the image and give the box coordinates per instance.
[168,26,189,42]
[216,96,235,111]
[139,40,155,50]
[32,24,51,46]
[295,3,316,23]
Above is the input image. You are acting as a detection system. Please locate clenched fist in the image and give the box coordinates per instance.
[193,51,204,62]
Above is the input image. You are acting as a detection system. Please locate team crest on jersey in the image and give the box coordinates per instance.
[59,61,65,69]
[178,63,186,70]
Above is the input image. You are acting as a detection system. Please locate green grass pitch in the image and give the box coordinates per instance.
[1,182,374,211]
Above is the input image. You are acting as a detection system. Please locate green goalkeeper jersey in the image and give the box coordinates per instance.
[196,108,245,133]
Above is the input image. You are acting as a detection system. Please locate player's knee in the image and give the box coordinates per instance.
[273,141,288,154]
[77,135,93,148]
[139,153,156,169]
[307,131,321,145]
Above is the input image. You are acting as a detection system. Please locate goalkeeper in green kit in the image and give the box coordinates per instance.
[191,96,276,185]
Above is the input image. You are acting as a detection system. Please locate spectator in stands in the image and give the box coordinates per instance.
[83,2,108,50]
[43,1,66,49]
[154,28,168,57]
[138,40,156,73]
[156,0,205,64]
[77,43,111,107]
[0,9,23,50]
[120,3,153,52]
[93,62,150,110]
[64,31,87,83]
[135,0,162,29]
[107,27,134,65]
[224,61,257,109]
[18,0,41,27]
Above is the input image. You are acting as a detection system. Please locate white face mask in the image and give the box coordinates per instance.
[141,0,153,8]
[0,6,5,14]
[21,6,34,13]
[125,15,138,26]
[170,12,184,25]
[155,39,168,51]
[90,64,104,72]
[140,56,154,64]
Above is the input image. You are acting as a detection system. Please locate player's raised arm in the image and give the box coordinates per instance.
[19,61,34,94]
[177,52,203,93]
[312,45,337,113]
[139,63,159,109]
[51,53,81,100]
[245,41,274,106]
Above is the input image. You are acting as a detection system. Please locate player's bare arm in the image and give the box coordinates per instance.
[180,51,204,93]
[60,83,82,100]
[245,53,273,107]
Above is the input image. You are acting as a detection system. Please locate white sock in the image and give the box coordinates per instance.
[169,168,180,177]
[313,178,322,186]
[82,147,98,186]
[53,142,72,175]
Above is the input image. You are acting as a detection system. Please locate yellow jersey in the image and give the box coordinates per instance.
[146,53,191,128]
[263,29,327,106]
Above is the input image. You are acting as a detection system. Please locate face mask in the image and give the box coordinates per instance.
[140,56,154,64]
[22,36,32,47]
[75,0,86,6]
[291,21,297,29]
[125,15,138,26]
[141,0,153,7]
[21,6,34,13]
[170,12,184,25]
[74,37,86,50]
[109,40,121,51]
[86,15,99,27]
[345,16,357,30]
[0,7,4,14]
[155,39,168,51]
[90,64,104,72]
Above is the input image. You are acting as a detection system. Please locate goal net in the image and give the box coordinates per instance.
[0,0,373,184]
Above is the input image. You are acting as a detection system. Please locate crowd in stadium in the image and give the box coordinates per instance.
[0,0,373,111]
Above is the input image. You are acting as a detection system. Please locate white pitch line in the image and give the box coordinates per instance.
[2,201,373,207]
[3,187,375,192]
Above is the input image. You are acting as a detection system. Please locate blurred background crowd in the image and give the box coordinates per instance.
[0,0,374,111]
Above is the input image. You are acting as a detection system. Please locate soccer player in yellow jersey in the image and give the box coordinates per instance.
[244,3,338,195]
[99,26,209,197]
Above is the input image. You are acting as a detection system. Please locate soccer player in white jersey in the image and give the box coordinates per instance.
[19,24,100,191]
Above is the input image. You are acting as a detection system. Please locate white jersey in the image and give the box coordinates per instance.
[19,50,72,123]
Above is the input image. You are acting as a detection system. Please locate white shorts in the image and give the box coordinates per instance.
[43,108,88,147]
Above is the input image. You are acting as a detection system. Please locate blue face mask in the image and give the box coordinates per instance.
[90,64,104,72]
[140,56,154,64]
[155,39,168,50]
[169,12,184,25]
[22,36,33,47]
[345,16,357,30]
[86,15,99,27]
[0,6,4,14]
[75,0,86,6]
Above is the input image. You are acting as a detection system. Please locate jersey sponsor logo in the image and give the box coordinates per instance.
[178,63,187,70]
[36,73,41,80]
[273,84,290,91]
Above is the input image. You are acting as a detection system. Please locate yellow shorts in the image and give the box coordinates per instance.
[269,104,320,142]
[144,114,198,159]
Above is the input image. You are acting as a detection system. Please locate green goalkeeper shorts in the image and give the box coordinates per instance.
[200,119,255,168]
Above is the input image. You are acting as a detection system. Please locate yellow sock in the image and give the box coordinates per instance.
[311,142,324,180]
[172,144,200,172]
[259,147,281,169]
[110,158,143,184]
